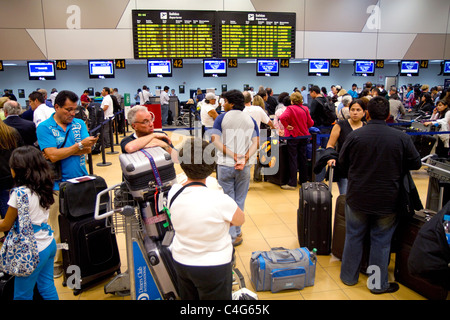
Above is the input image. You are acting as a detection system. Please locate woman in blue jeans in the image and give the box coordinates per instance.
[0,146,58,300]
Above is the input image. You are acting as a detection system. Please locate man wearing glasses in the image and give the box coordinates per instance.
[121,105,172,154]
[36,90,99,278]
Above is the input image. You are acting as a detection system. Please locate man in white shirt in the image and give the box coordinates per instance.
[139,85,152,105]
[101,87,113,148]
[29,91,54,127]
[160,85,170,126]
[242,91,274,129]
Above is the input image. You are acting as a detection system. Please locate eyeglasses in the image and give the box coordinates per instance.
[134,119,153,125]
[62,107,77,114]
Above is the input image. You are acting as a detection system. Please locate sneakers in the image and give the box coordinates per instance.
[232,233,243,247]
[281,184,296,190]
[53,266,63,279]
[370,282,400,294]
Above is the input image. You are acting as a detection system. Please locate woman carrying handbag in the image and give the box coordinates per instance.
[0,146,58,300]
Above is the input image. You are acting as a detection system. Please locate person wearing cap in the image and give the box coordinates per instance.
[201,92,219,129]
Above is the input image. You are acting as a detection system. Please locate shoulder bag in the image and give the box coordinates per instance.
[47,128,70,181]
[0,187,40,277]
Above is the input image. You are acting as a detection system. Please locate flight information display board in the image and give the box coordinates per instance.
[133,10,216,59]
[218,11,295,58]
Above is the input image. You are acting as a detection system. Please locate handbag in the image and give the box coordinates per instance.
[0,187,40,277]
[47,128,71,181]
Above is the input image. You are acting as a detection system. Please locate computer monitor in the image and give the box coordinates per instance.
[147,59,172,77]
[400,60,419,76]
[88,60,115,79]
[354,60,375,76]
[308,59,330,76]
[256,59,279,77]
[27,61,56,80]
[203,59,227,77]
[443,60,450,76]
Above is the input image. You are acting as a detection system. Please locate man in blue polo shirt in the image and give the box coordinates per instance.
[37,90,99,278]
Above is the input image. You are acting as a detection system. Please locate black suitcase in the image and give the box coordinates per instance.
[0,272,44,301]
[263,140,289,186]
[59,214,121,295]
[0,272,14,301]
[58,176,120,295]
[394,209,448,300]
[411,134,437,159]
[59,176,109,220]
[297,172,332,255]
[143,236,178,300]
[331,194,370,273]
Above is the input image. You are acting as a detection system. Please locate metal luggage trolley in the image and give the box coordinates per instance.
[421,155,450,212]
[94,182,171,300]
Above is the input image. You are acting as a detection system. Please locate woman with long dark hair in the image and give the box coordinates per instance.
[0,118,23,222]
[424,100,450,158]
[0,145,58,300]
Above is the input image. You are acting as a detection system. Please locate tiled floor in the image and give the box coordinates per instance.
[52,129,443,300]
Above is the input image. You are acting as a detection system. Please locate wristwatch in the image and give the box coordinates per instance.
[78,142,84,150]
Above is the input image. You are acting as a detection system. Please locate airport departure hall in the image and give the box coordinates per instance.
[0,0,449,306]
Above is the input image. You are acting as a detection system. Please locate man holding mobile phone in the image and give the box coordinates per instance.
[37,90,99,278]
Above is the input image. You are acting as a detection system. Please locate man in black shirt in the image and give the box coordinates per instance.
[338,96,421,294]
[308,85,328,127]
[265,87,278,116]
[120,106,172,154]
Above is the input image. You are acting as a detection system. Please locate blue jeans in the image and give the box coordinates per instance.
[14,239,59,300]
[161,104,169,125]
[340,204,398,290]
[337,178,348,195]
[217,165,250,240]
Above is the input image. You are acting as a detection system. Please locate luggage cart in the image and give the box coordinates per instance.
[421,154,450,212]
[94,182,173,300]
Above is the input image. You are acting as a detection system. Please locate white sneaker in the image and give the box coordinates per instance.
[281,185,296,190]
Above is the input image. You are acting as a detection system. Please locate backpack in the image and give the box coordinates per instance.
[111,94,121,113]
[318,96,337,126]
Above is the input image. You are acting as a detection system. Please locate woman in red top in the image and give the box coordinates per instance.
[279,92,314,190]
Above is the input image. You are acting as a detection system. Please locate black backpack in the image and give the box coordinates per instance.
[319,96,337,126]
[111,94,121,113]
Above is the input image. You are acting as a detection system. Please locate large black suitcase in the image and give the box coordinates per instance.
[263,140,289,186]
[297,179,332,255]
[0,272,14,301]
[59,214,121,295]
[58,175,120,295]
[143,236,178,300]
[331,194,370,272]
[394,209,448,300]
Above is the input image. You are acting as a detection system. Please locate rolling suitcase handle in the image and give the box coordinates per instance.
[328,164,334,188]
